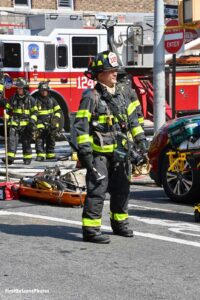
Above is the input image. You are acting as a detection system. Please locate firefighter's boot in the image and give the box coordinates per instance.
[24,159,31,165]
[111,219,134,237]
[35,156,45,162]
[2,157,14,165]
[82,227,110,244]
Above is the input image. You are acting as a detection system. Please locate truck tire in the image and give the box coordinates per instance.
[161,154,200,203]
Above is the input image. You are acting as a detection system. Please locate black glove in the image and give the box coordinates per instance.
[26,122,35,134]
[137,139,148,155]
[78,152,94,171]
[51,116,60,129]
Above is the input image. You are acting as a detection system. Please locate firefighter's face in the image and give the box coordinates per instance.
[97,69,118,87]
[17,87,24,95]
[40,90,48,97]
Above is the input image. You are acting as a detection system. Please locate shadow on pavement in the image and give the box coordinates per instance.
[129,208,194,223]
[0,223,83,242]
[130,188,195,206]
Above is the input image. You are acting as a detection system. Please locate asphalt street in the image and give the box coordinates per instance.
[0,184,200,300]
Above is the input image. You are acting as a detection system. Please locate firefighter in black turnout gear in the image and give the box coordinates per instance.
[2,77,38,165]
[35,81,62,161]
[117,71,144,128]
[74,51,148,244]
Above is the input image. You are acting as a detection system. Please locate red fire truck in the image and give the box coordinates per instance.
[0,20,157,133]
[1,21,200,133]
[0,27,108,130]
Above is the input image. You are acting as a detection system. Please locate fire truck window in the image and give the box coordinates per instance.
[3,43,21,68]
[45,44,55,71]
[57,45,68,68]
[72,37,97,68]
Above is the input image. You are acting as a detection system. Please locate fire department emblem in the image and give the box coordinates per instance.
[28,44,39,59]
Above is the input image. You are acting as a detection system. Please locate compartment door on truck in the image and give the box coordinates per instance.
[44,36,70,109]
[24,42,44,86]
[176,74,200,112]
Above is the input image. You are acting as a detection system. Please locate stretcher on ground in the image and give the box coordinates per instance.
[19,184,86,206]
[19,166,86,207]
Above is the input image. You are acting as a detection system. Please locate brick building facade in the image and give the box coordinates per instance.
[1,0,178,12]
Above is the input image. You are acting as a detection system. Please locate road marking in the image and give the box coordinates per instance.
[1,210,200,248]
[104,201,193,216]
[134,231,200,248]
[128,203,193,215]
[131,214,200,239]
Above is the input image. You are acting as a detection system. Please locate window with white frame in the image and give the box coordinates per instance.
[57,0,73,9]
[14,0,31,8]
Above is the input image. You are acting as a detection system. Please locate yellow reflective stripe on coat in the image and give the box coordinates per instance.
[127,102,136,116]
[92,142,117,153]
[20,121,29,126]
[8,121,18,126]
[30,106,38,112]
[8,120,29,126]
[13,108,30,114]
[53,105,60,112]
[131,125,144,137]
[30,115,37,122]
[134,99,140,107]
[82,218,101,227]
[0,84,4,92]
[76,109,91,121]
[138,117,144,124]
[110,213,129,221]
[77,134,92,144]
[98,115,114,124]
[5,103,11,109]
[38,109,54,115]
[37,123,45,129]
[55,112,61,118]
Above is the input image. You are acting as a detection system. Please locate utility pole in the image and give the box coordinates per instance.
[153,0,166,133]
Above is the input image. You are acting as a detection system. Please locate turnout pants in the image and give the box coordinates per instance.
[35,128,56,159]
[7,127,32,162]
[82,154,130,235]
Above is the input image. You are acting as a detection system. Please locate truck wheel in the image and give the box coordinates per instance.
[161,154,200,203]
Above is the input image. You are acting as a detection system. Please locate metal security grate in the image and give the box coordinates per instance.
[58,0,71,7]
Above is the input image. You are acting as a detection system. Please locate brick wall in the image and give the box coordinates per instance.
[1,0,12,7]
[75,0,178,13]
[0,0,178,12]
[31,0,56,10]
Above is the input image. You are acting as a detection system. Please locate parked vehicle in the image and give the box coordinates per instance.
[148,114,200,203]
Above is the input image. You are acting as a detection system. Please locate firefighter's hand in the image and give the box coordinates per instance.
[78,152,94,171]
[51,116,60,128]
[26,122,35,134]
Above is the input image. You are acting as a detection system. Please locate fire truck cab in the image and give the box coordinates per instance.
[0,28,108,130]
